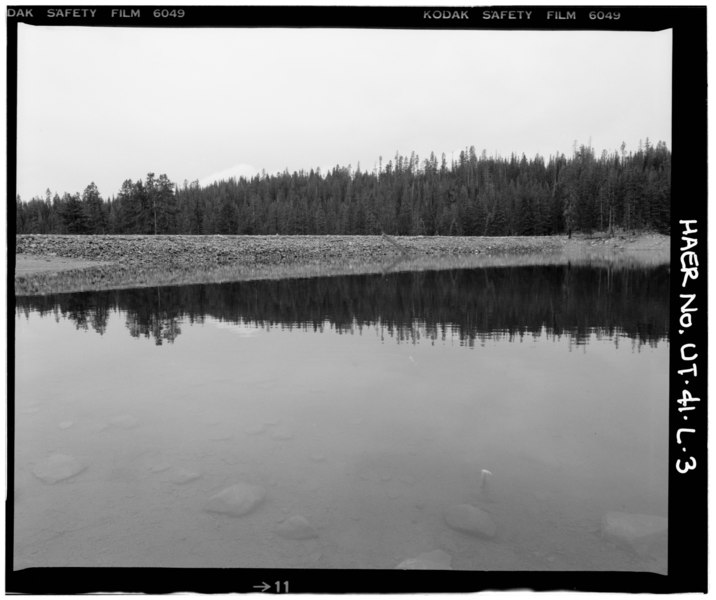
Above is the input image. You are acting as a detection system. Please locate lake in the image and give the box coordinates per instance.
[13,262,669,572]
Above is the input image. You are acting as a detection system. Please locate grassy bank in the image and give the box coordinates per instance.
[15,233,670,296]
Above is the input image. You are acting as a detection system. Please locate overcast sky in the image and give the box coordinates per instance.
[16,25,671,200]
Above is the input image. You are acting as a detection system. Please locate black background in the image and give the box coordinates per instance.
[6,4,707,594]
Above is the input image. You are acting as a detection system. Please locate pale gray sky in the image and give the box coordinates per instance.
[16,25,672,200]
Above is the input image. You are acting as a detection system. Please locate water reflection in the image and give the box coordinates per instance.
[14,264,669,573]
[16,264,669,348]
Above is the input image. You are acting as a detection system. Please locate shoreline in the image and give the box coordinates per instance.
[15,233,670,296]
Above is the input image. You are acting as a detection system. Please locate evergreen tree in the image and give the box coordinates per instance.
[82,182,107,233]
[61,193,89,233]
[15,141,671,237]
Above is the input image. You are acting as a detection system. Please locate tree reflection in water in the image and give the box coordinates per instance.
[16,264,669,347]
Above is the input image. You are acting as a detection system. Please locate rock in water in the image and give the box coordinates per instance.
[168,468,201,484]
[205,483,266,517]
[396,549,453,570]
[276,515,318,540]
[32,454,86,484]
[146,461,172,474]
[601,511,668,557]
[444,504,497,539]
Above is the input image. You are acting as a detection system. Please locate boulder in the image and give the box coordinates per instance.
[32,454,86,484]
[276,515,318,540]
[146,461,171,473]
[444,504,497,539]
[168,468,201,484]
[205,483,266,517]
[601,511,668,557]
[396,549,453,570]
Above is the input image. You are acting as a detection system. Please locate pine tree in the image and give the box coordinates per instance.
[82,182,107,233]
[61,193,89,233]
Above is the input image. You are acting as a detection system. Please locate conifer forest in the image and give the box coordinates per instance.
[15,141,671,237]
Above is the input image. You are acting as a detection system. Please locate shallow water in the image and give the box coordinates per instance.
[13,264,669,572]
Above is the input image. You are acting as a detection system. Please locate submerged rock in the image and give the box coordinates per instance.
[396,549,453,570]
[58,421,74,430]
[601,511,668,557]
[276,515,318,540]
[32,454,86,484]
[444,504,497,539]
[168,468,201,484]
[147,461,172,474]
[205,483,266,517]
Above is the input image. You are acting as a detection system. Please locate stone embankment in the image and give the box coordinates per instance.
[15,233,669,295]
[16,234,565,269]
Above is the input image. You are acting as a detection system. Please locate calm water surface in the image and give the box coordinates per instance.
[14,264,669,571]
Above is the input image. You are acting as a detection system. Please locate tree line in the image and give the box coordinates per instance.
[16,140,670,236]
[17,263,670,348]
